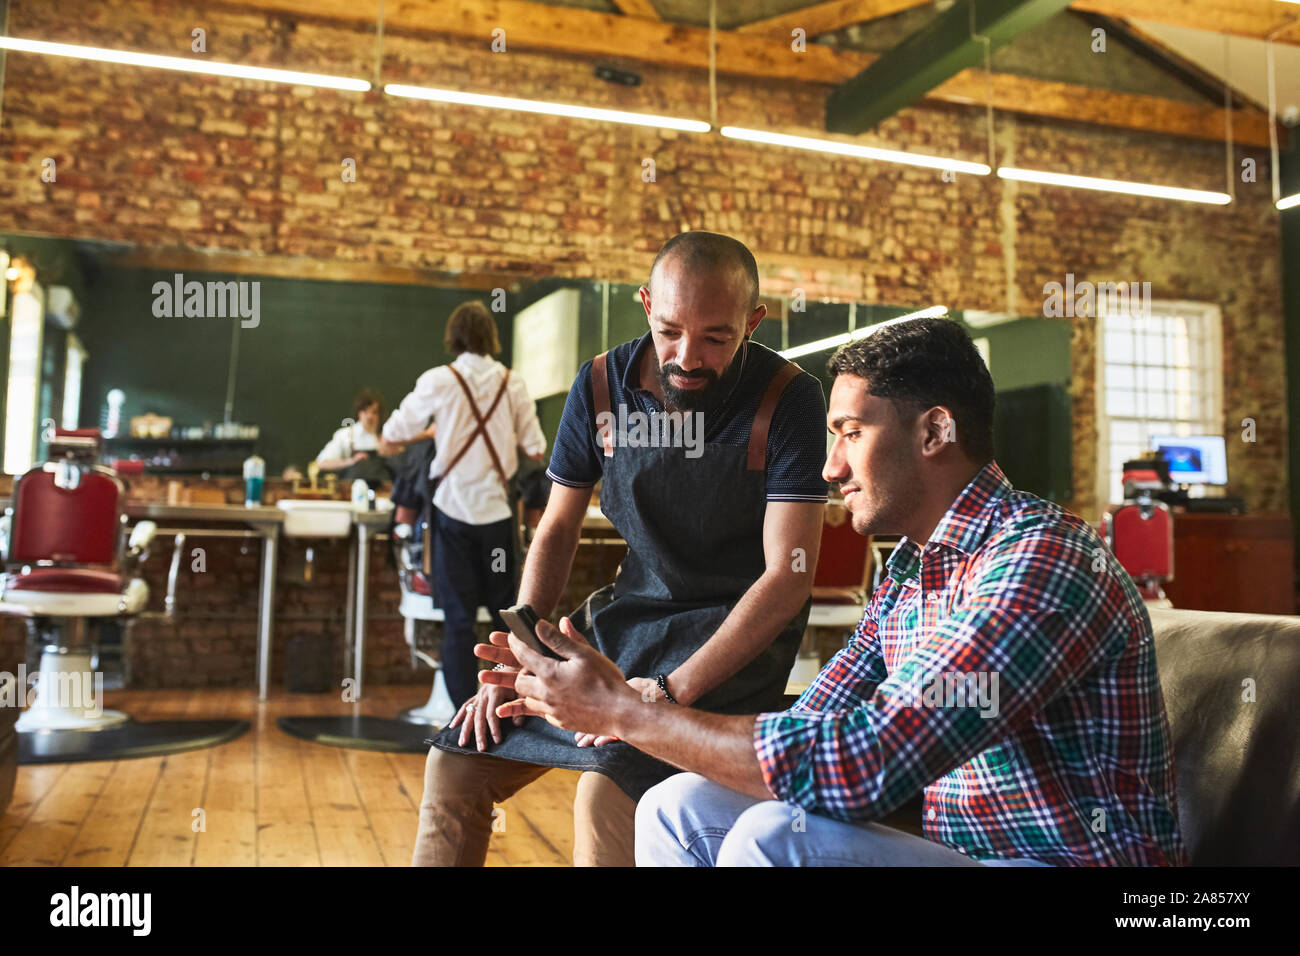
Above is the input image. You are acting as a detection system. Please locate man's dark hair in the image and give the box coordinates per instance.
[827,318,996,462]
[649,231,759,314]
[353,387,384,419]
[445,300,502,356]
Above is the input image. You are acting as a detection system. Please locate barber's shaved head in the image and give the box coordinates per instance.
[648,231,760,315]
[638,231,767,412]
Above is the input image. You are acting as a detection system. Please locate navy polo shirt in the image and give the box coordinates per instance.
[546,333,830,502]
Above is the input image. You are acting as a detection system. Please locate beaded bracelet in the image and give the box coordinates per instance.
[655,673,678,704]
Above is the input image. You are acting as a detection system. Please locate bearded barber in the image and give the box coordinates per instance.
[411,231,829,867]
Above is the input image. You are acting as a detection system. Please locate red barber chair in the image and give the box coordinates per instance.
[1102,459,1174,605]
[785,503,873,689]
[0,430,155,730]
[810,501,874,623]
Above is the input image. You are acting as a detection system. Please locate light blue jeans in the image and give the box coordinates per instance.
[635,773,1055,867]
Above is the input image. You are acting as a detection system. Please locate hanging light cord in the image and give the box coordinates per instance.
[1223,35,1235,202]
[1264,15,1298,205]
[971,1,995,171]
[0,0,10,138]
[1267,38,1280,205]
[373,0,385,90]
[708,0,718,129]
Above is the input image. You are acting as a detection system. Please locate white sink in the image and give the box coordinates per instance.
[277,499,355,538]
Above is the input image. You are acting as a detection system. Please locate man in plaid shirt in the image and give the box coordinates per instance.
[483,317,1187,866]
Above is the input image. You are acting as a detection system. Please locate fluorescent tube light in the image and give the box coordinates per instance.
[385,84,710,132]
[780,306,949,360]
[0,36,370,91]
[720,126,990,175]
[961,310,1020,329]
[998,167,1232,205]
[1278,192,1300,211]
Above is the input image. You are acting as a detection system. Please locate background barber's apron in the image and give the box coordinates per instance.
[431,352,810,801]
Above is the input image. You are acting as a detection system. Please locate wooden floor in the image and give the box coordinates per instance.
[0,686,580,866]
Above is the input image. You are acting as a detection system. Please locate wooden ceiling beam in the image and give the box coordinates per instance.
[609,0,661,20]
[735,0,936,38]
[730,0,1300,45]
[933,68,1273,147]
[1080,13,1268,114]
[1069,0,1300,46]
[143,0,1275,146]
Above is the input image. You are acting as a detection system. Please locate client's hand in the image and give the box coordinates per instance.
[474,630,521,671]
[447,631,530,753]
[448,682,521,752]
[575,731,620,747]
[487,618,638,739]
[574,677,665,746]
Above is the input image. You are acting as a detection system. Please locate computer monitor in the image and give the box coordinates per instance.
[1148,435,1228,486]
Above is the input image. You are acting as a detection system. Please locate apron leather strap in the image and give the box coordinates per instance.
[747,361,802,472]
[443,365,512,491]
[591,351,614,458]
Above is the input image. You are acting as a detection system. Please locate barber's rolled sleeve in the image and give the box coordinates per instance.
[545,361,602,489]
[765,372,829,502]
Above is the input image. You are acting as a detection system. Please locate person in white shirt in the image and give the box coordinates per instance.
[315,388,389,472]
[380,301,546,708]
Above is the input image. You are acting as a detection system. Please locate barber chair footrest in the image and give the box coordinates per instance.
[396,667,455,726]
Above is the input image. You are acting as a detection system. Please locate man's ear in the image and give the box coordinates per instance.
[745,303,767,340]
[638,285,652,323]
[920,406,959,457]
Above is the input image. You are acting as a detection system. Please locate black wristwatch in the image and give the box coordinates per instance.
[654,674,678,704]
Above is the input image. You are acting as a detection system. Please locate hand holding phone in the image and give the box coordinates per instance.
[498,603,567,661]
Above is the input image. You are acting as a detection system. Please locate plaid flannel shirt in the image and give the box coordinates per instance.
[754,461,1187,866]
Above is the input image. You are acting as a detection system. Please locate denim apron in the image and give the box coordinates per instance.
[431,348,810,801]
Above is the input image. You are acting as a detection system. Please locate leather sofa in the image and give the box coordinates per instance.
[872,607,1299,865]
[1148,608,1299,866]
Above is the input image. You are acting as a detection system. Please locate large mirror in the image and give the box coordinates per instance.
[0,230,1071,502]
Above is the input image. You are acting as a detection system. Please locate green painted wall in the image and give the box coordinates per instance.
[964,315,1072,390]
[76,265,507,473]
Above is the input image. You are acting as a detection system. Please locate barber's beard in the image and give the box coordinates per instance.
[659,341,747,412]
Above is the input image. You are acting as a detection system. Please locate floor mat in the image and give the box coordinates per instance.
[276,715,438,753]
[19,719,250,764]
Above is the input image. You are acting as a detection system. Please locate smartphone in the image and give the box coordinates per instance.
[498,603,566,660]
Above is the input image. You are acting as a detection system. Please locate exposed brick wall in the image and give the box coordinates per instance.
[0,0,1287,523]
